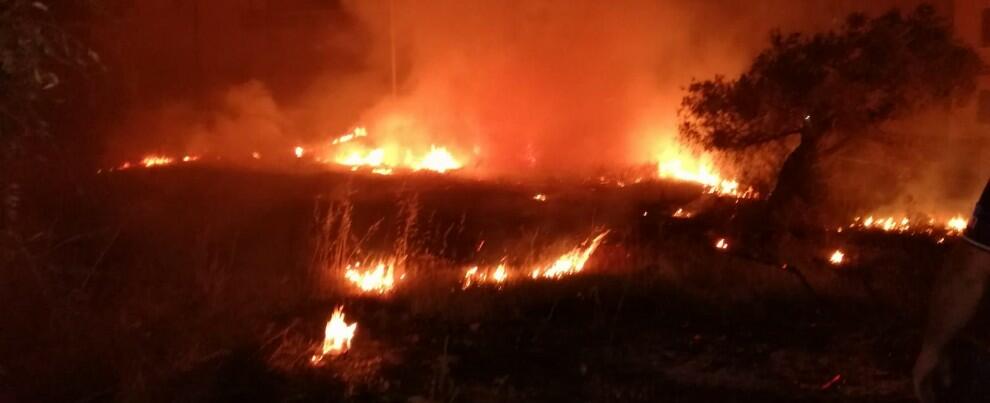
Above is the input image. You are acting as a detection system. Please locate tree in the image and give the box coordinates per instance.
[1,0,96,234]
[679,5,983,228]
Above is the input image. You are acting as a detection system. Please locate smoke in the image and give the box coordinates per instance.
[102,0,989,211]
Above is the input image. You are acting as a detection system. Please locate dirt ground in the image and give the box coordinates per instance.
[2,166,987,402]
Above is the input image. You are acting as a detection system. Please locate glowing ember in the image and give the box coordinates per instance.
[829,250,845,265]
[533,193,547,202]
[294,146,305,158]
[462,264,510,289]
[530,231,609,279]
[344,262,397,294]
[714,238,729,250]
[311,306,357,363]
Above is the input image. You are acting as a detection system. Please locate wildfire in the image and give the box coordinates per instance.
[946,215,969,234]
[327,126,465,174]
[100,154,201,173]
[311,306,357,364]
[657,158,756,199]
[463,230,610,287]
[462,264,510,289]
[829,250,845,266]
[344,262,398,294]
[850,214,968,236]
[530,231,609,279]
[331,127,367,145]
[141,155,174,168]
[413,146,462,173]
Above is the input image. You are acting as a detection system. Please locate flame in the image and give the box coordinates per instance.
[672,208,692,218]
[657,158,755,199]
[412,146,462,173]
[294,146,305,159]
[946,215,969,234]
[311,306,357,363]
[344,262,398,294]
[533,193,547,202]
[462,264,510,289]
[829,250,845,265]
[141,155,174,168]
[530,231,609,279]
[850,214,968,237]
[715,238,729,250]
[327,126,464,174]
[338,148,386,168]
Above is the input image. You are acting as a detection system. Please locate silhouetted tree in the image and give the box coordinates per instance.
[679,5,982,229]
[1,0,96,234]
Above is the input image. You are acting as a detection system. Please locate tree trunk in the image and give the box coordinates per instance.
[767,133,821,219]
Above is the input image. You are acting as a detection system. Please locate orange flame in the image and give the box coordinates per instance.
[344,262,398,294]
[530,231,609,279]
[311,306,357,364]
[462,264,510,289]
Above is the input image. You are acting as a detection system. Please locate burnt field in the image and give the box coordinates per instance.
[2,166,984,403]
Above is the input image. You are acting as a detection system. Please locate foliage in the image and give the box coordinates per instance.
[679,5,982,156]
[0,0,97,156]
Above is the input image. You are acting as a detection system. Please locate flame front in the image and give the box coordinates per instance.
[850,214,968,237]
[311,306,357,363]
[655,152,756,199]
[344,262,398,294]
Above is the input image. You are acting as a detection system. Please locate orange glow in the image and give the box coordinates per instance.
[533,193,547,202]
[715,238,729,250]
[829,250,845,265]
[344,262,398,294]
[413,146,462,173]
[311,306,356,364]
[946,215,969,234]
[294,146,305,158]
[331,127,367,145]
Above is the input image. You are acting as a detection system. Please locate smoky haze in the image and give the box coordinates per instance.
[99,0,988,213]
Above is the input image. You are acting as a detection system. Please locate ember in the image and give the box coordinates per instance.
[311,306,357,363]
[829,250,845,266]
[714,238,729,250]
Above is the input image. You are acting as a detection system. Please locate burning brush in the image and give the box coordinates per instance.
[462,230,610,288]
[311,306,357,364]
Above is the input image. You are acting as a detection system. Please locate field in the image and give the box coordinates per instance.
[3,166,986,402]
